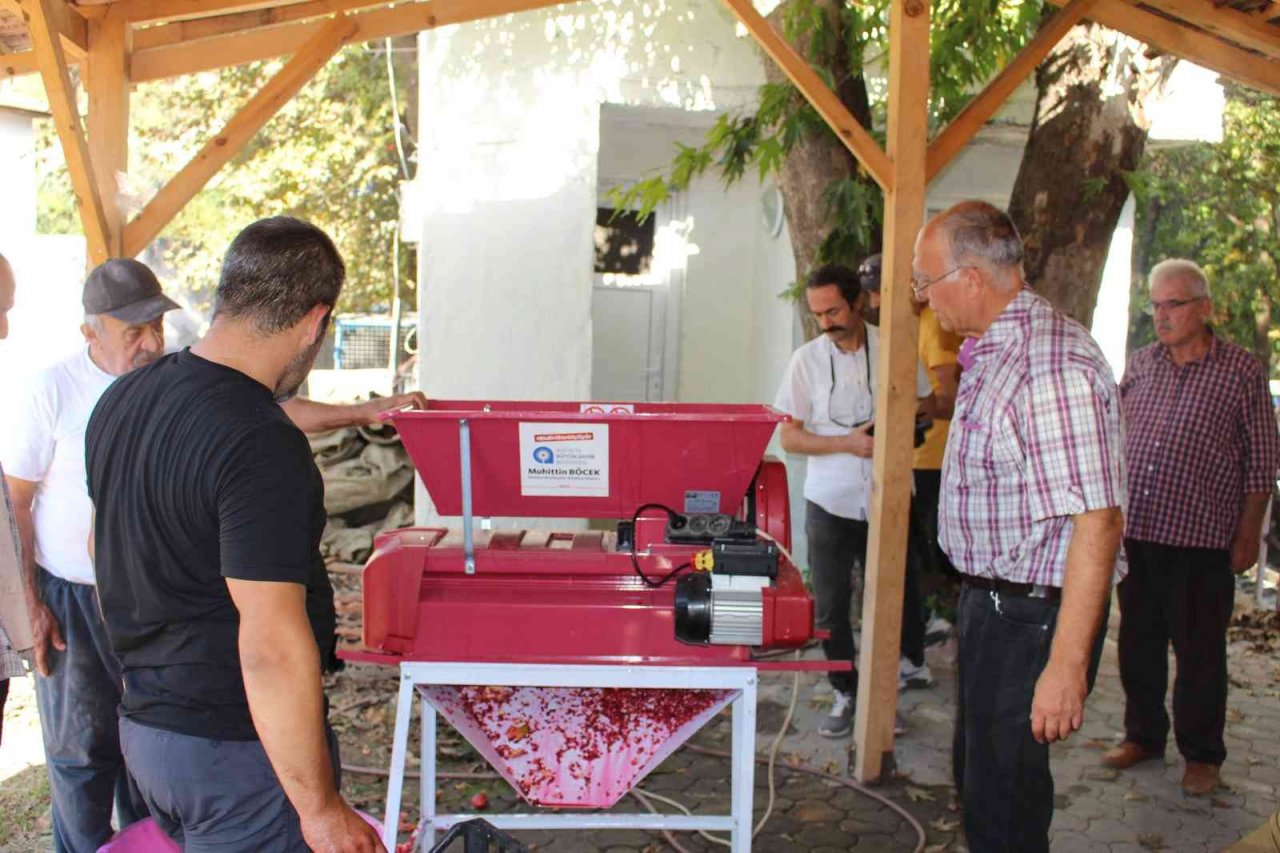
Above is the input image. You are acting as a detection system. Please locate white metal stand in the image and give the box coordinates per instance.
[382,662,758,852]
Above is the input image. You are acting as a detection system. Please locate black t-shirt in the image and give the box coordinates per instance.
[86,349,335,741]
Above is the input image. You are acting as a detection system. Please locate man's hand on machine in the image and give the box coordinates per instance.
[354,391,428,425]
[301,798,386,853]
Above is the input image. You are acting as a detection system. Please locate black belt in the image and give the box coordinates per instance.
[963,575,1061,602]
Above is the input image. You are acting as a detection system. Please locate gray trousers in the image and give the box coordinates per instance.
[34,568,148,853]
[120,716,342,852]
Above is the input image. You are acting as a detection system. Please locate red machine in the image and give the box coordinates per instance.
[353,401,835,837]
[359,401,817,667]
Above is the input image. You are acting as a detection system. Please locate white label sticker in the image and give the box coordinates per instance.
[578,403,636,415]
[518,422,610,497]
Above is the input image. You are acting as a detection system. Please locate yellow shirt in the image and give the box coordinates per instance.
[913,307,963,470]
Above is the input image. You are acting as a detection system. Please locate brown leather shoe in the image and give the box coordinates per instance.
[1101,741,1161,769]
[1182,761,1221,796]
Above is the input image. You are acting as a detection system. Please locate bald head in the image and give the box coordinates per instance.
[0,253,14,340]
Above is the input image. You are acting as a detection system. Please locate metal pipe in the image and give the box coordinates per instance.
[460,418,475,574]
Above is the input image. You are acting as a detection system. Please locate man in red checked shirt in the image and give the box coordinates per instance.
[1104,259,1279,797]
[914,201,1125,853]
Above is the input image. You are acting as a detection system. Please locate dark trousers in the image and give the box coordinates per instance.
[1119,539,1235,765]
[806,500,927,694]
[35,568,148,853]
[121,716,343,852]
[952,584,1107,853]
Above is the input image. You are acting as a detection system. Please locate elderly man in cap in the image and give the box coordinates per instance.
[2,258,167,852]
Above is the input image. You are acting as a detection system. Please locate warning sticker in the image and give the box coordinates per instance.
[518,422,610,497]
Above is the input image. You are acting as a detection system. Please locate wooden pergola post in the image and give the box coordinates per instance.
[86,8,131,257]
[853,0,930,782]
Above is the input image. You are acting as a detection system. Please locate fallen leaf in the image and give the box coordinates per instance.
[1124,790,1149,802]
[925,844,950,853]
[929,817,961,832]
[907,786,936,803]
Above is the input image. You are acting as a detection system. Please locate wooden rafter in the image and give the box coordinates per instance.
[122,14,356,256]
[926,0,1097,182]
[719,0,893,192]
[1140,0,1280,59]
[16,0,88,57]
[130,0,574,82]
[1052,0,1280,96]
[25,0,110,263]
[119,0,306,25]
[853,0,929,784]
[131,0,395,51]
[1,50,40,77]
[1252,1,1280,21]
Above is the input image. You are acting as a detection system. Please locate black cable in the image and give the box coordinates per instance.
[630,502,692,588]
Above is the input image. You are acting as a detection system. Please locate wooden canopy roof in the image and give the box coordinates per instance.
[1,0,1278,786]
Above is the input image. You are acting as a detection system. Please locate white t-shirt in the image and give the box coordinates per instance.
[1,348,116,585]
[773,326,932,520]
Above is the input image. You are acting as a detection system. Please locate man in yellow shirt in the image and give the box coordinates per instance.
[860,253,962,687]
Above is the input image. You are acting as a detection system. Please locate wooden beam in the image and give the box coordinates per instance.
[853,0,929,783]
[16,0,88,58]
[131,0,393,51]
[927,0,1097,183]
[1139,0,1280,59]
[25,0,111,264]
[1,50,44,78]
[1253,2,1280,22]
[131,0,573,82]
[123,14,356,256]
[86,8,130,256]
[120,0,308,25]
[719,0,893,191]
[1053,0,1280,97]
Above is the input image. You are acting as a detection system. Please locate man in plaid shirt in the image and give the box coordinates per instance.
[1103,259,1279,796]
[914,202,1125,853]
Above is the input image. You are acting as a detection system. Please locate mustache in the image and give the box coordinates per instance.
[132,351,161,368]
[823,325,848,334]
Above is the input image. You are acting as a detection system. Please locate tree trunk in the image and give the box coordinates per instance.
[764,1,879,340]
[1007,23,1175,326]
[1127,193,1161,354]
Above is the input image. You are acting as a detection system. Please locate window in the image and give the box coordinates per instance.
[594,208,655,276]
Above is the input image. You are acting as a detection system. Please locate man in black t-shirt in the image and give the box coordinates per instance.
[87,217,383,853]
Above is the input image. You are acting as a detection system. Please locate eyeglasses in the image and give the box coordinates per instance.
[911,265,973,298]
[1145,296,1206,315]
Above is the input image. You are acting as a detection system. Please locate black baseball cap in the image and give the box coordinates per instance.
[82,259,180,325]
[857,253,882,292]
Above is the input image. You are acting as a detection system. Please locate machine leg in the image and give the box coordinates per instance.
[420,693,438,851]
[384,668,417,851]
[729,675,758,853]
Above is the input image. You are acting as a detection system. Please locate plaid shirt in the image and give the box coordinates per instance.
[1121,334,1279,549]
[940,289,1126,587]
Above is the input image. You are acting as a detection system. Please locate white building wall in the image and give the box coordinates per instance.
[411,0,789,524]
